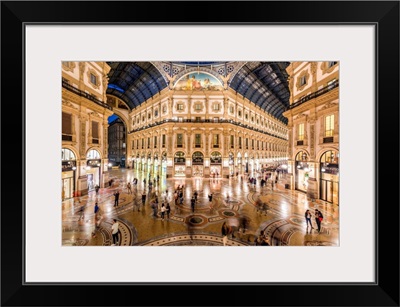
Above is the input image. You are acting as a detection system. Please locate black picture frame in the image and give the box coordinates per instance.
[1,1,399,306]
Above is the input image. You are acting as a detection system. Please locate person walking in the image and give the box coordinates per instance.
[166,203,171,220]
[141,191,147,208]
[95,184,100,195]
[160,203,166,221]
[78,205,85,221]
[190,196,196,213]
[305,209,313,229]
[151,201,158,218]
[127,182,132,194]
[221,221,229,246]
[94,202,99,217]
[111,219,119,245]
[113,190,120,207]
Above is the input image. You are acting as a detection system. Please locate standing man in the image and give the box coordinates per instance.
[141,191,147,208]
[190,196,196,213]
[113,190,120,207]
[111,219,120,245]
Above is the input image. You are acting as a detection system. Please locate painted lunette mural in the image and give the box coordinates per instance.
[174,73,223,91]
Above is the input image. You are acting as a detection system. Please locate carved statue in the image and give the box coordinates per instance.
[166,74,177,90]
[220,74,231,90]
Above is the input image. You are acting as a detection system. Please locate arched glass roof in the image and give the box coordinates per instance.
[106,61,290,123]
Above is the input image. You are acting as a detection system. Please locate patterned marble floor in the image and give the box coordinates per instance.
[62,169,339,247]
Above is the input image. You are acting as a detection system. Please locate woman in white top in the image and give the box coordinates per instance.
[160,203,166,221]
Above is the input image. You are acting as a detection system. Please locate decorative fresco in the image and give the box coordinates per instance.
[174,73,223,91]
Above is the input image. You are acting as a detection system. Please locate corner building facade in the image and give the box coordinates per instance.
[62,61,113,197]
[283,61,339,205]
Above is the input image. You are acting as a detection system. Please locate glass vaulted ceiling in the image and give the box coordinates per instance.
[106,61,290,124]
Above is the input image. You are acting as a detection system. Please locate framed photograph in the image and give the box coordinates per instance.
[1,1,398,306]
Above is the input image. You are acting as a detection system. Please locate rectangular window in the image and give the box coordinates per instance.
[90,73,97,85]
[239,137,242,148]
[92,121,99,144]
[62,112,72,141]
[245,138,249,149]
[251,139,254,149]
[300,76,306,86]
[257,140,259,150]
[213,134,219,148]
[136,140,139,149]
[230,135,234,148]
[147,137,150,148]
[195,104,202,110]
[325,115,335,137]
[213,117,219,123]
[62,112,72,134]
[230,106,234,113]
[177,104,184,110]
[213,104,220,111]
[195,117,201,122]
[298,123,304,140]
[154,136,157,148]
[195,134,201,147]
[238,110,242,117]
[177,134,183,147]
[141,138,144,149]
[162,105,167,113]
[154,109,158,117]
[178,117,183,122]
[162,134,166,147]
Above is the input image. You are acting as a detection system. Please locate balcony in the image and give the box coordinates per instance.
[130,118,286,141]
[62,80,112,110]
[289,80,339,110]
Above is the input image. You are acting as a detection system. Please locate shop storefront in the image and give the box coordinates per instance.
[161,152,167,175]
[295,151,309,193]
[192,151,204,177]
[210,151,222,178]
[86,149,101,192]
[174,151,186,177]
[62,148,77,200]
[320,150,339,204]
[228,152,234,176]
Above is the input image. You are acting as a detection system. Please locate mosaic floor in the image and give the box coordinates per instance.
[62,169,339,247]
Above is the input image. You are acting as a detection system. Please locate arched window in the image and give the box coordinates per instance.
[86,149,100,159]
[62,148,76,161]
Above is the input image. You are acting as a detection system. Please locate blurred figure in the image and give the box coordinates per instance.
[187,215,196,242]
[239,215,249,234]
[227,217,239,239]
[255,230,270,246]
[221,221,230,246]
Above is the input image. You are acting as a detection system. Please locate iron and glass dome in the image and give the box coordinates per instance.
[106,61,290,123]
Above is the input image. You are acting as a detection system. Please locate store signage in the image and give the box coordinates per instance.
[62,160,76,171]
[87,159,101,166]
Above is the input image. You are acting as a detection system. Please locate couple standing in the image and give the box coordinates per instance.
[305,209,324,232]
